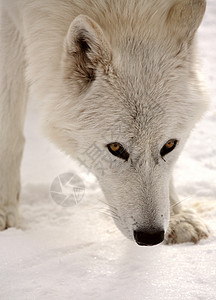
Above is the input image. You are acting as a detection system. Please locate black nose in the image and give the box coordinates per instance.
[133,230,164,246]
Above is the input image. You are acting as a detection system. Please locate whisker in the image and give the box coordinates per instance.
[91,206,120,220]
[99,210,120,221]
[97,198,118,212]
[171,196,192,209]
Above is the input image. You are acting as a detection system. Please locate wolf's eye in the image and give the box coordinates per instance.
[107,142,129,161]
[160,139,178,157]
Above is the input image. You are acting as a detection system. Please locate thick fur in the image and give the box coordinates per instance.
[0,0,209,244]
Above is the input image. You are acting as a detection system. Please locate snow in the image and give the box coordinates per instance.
[0,2,216,300]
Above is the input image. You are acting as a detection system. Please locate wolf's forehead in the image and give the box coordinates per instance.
[113,90,184,144]
[116,81,177,131]
[124,105,168,140]
[112,58,189,133]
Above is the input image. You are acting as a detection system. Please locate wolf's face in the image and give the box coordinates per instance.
[45,1,206,245]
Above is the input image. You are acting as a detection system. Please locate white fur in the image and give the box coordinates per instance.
[0,0,209,244]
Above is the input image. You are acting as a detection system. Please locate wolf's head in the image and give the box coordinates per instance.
[45,0,207,245]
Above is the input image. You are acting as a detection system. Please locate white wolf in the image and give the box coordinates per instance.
[0,0,210,246]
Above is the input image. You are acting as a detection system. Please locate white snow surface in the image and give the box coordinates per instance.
[1,2,216,300]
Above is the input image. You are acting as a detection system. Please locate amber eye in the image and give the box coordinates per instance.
[160,139,178,157]
[107,142,129,161]
[109,143,120,152]
[166,140,175,148]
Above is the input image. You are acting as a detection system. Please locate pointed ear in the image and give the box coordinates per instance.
[64,15,112,91]
[166,0,206,43]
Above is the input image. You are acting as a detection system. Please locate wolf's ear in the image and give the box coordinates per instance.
[64,15,112,90]
[166,0,206,43]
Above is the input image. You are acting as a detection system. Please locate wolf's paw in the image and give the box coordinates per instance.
[165,210,210,244]
[0,204,18,230]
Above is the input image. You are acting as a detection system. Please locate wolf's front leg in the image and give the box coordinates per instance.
[0,147,23,230]
[165,179,210,244]
[0,11,27,230]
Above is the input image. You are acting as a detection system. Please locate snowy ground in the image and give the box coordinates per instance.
[1,2,216,300]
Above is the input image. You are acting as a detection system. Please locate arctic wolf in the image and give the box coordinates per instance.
[0,0,210,245]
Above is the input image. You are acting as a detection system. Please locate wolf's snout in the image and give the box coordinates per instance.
[133,229,164,246]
